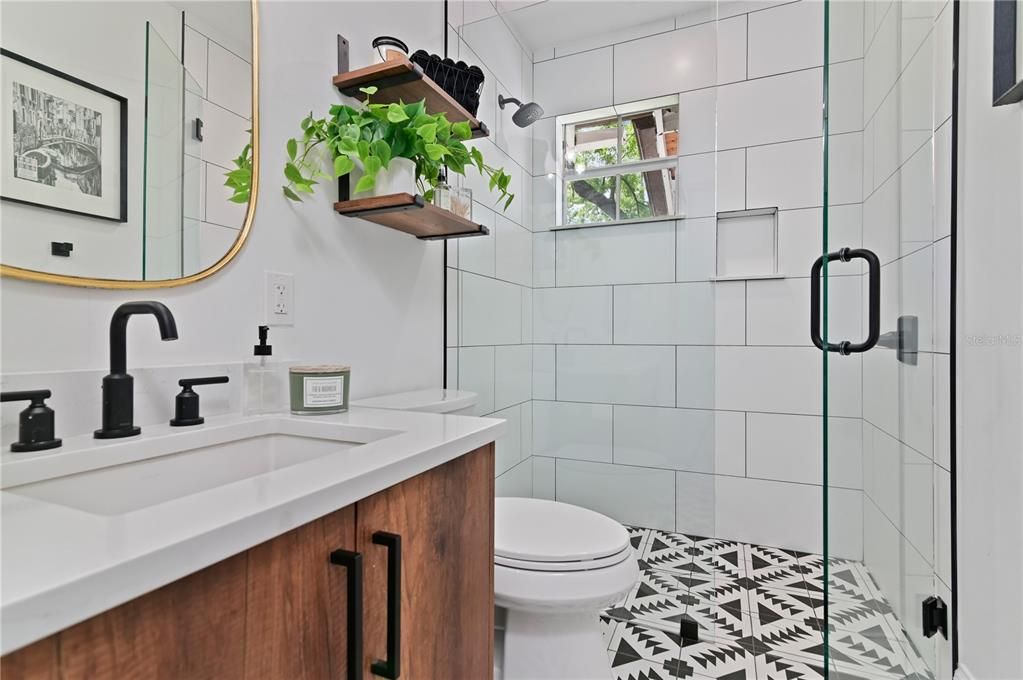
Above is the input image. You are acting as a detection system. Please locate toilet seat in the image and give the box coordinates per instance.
[495,497,630,565]
[495,544,632,572]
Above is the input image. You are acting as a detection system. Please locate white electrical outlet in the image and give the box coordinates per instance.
[265,271,294,325]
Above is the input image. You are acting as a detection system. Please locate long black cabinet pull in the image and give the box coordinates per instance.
[370,532,402,679]
[810,247,881,354]
[330,549,364,680]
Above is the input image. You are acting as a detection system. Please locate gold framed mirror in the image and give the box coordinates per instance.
[0,0,259,289]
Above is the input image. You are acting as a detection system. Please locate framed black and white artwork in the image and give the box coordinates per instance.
[1,49,127,222]
[994,0,1023,105]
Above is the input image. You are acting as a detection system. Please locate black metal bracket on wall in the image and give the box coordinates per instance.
[337,34,352,203]
[994,0,1023,105]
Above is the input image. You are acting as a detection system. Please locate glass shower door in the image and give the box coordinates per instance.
[822,0,953,677]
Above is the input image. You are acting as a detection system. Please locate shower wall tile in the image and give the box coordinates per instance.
[675,471,717,537]
[746,137,824,210]
[745,276,861,347]
[746,412,862,488]
[557,345,676,407]
[716,68,823,149]
[555,459,676,531]
[746,0,824,78]
[716,15,749,85]
[534,47,613,117]
[613,406,745,475]
[207,41,251,119]
[612,282,745,346]
[458,204,496,277]
[458,346,495,416]
[533,400,612,462]
[677,88,718,157]
[677,152,719,219]
[496,216,532,287]
[531,117,557,176]
[932,354,950,470]
[714,476,823,555]
[495,344,532,410]
[533,286,613,344]
[612,22,717,103]
[494,403,524,475]
[675,217,717,282]
[555,222,676,286]
[496,458,533,498]
[677,345,861,416]
[830,59,865,135]
[716,149,746,212]
[532,231,555,287]
[460,272,522,346]
[532,455,556,500]
[532,345,556,400]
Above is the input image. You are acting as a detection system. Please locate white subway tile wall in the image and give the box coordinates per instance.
[182,21,251,275]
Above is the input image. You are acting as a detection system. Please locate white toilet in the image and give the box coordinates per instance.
[351,390,639,680]
[494,497,638,680]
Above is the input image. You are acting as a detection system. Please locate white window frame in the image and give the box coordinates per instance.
[554,95,682,230]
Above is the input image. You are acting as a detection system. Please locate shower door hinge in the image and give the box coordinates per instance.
[922,595,948,639]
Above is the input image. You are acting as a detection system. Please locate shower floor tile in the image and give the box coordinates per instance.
[603,527,933,680]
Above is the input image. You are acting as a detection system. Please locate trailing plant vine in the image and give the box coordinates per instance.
[280,86,514,210]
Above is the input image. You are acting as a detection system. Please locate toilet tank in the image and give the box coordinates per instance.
[350,389,478,415]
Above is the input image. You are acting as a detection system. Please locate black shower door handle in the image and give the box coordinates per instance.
[370,531,402,679]
[329,548,364,680]
[810,247,880,354]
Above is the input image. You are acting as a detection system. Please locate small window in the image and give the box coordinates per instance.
[557,96,680,227]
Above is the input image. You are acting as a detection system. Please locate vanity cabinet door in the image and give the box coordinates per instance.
[356,444,494,680]
[0,552,249,680]
[244,504,357,680]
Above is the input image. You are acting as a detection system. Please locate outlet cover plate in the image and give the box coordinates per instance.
[265,271,294,326]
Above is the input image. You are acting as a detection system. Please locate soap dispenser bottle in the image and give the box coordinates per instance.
[244,326,286,415]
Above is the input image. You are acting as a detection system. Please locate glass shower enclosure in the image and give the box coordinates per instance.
[446,0,955,676]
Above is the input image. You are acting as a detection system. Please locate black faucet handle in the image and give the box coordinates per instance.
[170,376,230,427]
[1,389,62,452]
[179,376,230,388]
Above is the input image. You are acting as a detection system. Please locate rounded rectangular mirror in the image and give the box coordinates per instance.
[0,0,258,288]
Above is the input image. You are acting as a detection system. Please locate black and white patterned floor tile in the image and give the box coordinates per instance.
[600,527,932,680]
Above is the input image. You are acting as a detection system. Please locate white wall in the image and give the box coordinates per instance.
[526,0,864,557]
[2,1,447,437]
[446,0,536,497]
[957,1,1023,678]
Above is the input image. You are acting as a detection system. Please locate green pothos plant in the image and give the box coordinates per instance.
[224,133,253,204]
[278,86,514,210]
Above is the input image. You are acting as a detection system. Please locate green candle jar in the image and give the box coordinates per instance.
[289,365,350,415]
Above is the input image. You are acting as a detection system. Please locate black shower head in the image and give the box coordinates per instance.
[499,94,544,128]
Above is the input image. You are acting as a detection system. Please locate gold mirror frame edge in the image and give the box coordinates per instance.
[0,0,260,290]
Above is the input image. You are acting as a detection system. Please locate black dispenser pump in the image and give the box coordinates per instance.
[1,390,62,452]
[254,325,273,356]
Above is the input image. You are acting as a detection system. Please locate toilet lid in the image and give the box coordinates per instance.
[495,497,630,564]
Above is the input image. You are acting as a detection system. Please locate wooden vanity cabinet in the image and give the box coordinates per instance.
[1,444,495,680]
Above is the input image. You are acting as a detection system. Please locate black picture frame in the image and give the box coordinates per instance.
[1,48,128,222]
[993,0,1023,105]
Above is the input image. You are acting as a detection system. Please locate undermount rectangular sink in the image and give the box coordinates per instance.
[8,430,369,516]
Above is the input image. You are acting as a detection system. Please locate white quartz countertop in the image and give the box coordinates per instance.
[0,408,504,655]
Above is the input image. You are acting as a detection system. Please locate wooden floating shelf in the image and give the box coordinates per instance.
[332,55,489,139]
[334,193,488,240]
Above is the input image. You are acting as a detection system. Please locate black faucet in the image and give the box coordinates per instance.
[94,301,178,439]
